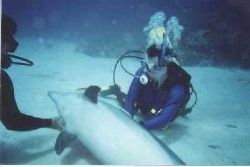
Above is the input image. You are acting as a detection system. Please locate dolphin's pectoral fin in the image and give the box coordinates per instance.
[55,130,77,155]
[84,85,101,104]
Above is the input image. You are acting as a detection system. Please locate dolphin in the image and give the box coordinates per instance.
[48,86,185,165]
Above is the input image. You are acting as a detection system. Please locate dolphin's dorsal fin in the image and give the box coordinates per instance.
[84,85,101,104]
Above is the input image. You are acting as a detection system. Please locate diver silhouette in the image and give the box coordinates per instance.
[1,13,63,131]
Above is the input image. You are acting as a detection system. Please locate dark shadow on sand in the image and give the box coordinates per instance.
[60,138,101,165]
[0,134,55,164]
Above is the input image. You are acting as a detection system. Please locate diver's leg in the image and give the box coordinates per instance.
[141,84,185,130]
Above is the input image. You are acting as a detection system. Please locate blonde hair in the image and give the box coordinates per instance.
[147,26,166,48]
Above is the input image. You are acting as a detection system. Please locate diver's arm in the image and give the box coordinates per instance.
[124,68,144,116]
[1,70,52,131]
[1,70,20,112]
[142,84,185,130]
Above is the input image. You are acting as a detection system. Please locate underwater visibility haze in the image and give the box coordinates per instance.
[1,0,250,165]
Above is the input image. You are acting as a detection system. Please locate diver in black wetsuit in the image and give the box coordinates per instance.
[1,13,63,131]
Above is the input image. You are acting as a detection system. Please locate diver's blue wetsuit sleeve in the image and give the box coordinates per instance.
[124,67,144,116]
[142,84,185,130]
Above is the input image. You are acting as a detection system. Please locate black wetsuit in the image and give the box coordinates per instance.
[1,69,52,131]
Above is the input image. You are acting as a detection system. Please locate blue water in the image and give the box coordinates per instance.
[4,0,250,67]
[3,0,217,40]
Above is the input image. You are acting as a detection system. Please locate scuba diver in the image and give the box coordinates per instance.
[1,13,63,131]
[54,13,197,155]
[100,25,196,130]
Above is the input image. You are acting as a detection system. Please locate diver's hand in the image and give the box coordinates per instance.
[51,117,65,131]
